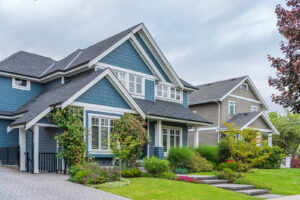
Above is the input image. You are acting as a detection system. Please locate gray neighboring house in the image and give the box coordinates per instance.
[188,76,279,147]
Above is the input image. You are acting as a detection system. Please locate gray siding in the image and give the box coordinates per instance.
[249,117,270,130]
[188,130,219,146]
[190,103,219,127]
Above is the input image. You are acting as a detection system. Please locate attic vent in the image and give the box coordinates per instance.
[230,78,237,81]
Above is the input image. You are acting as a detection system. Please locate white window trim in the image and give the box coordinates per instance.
[162,126,183,156]
[12,78,31,91]
[155,83,183,103]
[251,105,258,112]
[129,73,145,96]
[88,113,120,154]
[228,101,236,115]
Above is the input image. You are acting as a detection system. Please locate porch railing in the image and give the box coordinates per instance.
[0,146,20,165]
[39,153,57,173]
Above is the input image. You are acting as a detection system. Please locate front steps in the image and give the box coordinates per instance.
[180,174,284,199]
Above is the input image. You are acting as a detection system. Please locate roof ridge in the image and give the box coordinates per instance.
[18,50,56,62]
[195,75,248,88]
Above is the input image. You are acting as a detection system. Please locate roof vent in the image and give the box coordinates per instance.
[230,78,237,81]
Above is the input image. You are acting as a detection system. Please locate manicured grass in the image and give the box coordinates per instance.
[101,177,259,200]
[188,172,215,175]
[235,168,300,195]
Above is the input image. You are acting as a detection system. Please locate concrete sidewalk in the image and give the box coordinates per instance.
[271,195,300,200]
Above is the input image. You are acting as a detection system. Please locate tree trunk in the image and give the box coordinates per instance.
[119,158,122,181]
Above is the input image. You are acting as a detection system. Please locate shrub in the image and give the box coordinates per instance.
[167,147,194,169]
[121,168,142,178]
[214,168,242,183]
[255,146,285,169]
[217,162,238,172]
[130,168,142,177]
[141,172,154,177]
[173,168,189,174]
[218,138,231,163]
[194,145,219,164]
[159,172,178,180]
[291,157,300,168]
[143,156,170,177]
[70,162,119,185]
[177,176,203,184]
[190,153,213,172]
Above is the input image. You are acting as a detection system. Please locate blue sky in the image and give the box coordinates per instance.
[0,0,286,112]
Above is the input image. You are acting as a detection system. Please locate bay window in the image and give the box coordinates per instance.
[90,117,114,151]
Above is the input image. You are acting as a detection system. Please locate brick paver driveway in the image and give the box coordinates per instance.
[0,166,130,200]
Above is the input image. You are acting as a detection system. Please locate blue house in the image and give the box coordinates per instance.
[0,23,211,173]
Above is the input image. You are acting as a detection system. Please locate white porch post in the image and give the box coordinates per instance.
[33,125,39,174]
[268,133,272,147]
[155,120,162,147]
[19,127,26,171]
[194,127,199,148]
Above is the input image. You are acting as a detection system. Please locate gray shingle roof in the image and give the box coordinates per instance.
[222,111,260,128]
[134,98,211,124]
[180,78,198,90]
[0,110,14,116]
[0,51,56,78]
[11,69,106,126]
[189,76,247,104]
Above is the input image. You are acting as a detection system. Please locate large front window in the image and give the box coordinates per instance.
[91,117,114,151]
[162,127,182,153]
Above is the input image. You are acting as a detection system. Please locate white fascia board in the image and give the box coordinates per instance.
[189,99,220,106]
[246,77,269,110]
[129,35,166,81]
[189,127,219,131]
[241,111,263,130]
[7,124,25,132]
[147,115,211,126]
[26,107,52,130]
[220,76,249,101]
[137,24,184,88]
[228,94,262,104]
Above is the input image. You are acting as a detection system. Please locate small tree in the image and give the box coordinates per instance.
[109,113,149,178]
[222,123,270,176]
[46,107,86,168]
[269,112,300,157]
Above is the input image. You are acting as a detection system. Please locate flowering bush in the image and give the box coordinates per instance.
[291,157,300,168]
[177,176,203,184]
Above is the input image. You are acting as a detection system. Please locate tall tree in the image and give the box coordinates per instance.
[268,0,300,113]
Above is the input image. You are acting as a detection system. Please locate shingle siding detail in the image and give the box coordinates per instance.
[134,33,172,83]
[0,76,44,112]
[145,80,155,101]
[100,40,153,75]
[76,77,131,109]
[0,120,18,147]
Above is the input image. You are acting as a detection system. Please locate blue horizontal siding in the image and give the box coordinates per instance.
[39,127,59,153]
[0,120,18,147]
[183,91,189,108]
[145,80,155,101]
[134,33,171,83]
[0,76,44,112]
[101,40,153,75]
[76,77,131,109]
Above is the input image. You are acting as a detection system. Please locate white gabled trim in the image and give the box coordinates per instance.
[0,113,24,120]
[147,115,210,126]
[7,124,24,133]
[189,127,219,132]
[241,111,279,135]
[26,107,52,130]
[71,101,137,115]
[220,77,248,102]
[35,123,59,128]
[228,94,262,104]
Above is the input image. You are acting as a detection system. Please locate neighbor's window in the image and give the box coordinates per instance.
[12,78,30,90]
[129,74,142,95]
[91,117,114,151]
[228,101,236,115]
[251,106,258,112]
[240,83,248,90]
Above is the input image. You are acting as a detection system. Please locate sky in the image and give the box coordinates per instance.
[0,0,287,113]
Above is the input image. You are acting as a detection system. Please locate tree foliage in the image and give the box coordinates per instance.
[46,107,86,168]
[222,123,270,175]
[268,0,300,113]
[269,111,300,156]
[110,113,149,169]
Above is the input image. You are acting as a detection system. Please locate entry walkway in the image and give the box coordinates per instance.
[0,166,130,200]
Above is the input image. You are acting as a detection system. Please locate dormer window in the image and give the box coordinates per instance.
[171,88,181,100]
[12,78,30,91]
[157,84,168,98]
[240,83,248,90]
[156,84,182,101]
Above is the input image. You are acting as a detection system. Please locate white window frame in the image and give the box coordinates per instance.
[156,83,182,102]
[88,113,120,154]
[129,73,144,96]
[240,83,248,90]
[161,126,183,156]
[228,101,236,115]
[251,105,258,112]
[12,78,31,91]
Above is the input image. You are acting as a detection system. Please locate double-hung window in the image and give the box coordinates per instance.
[171,88,181,100]
[157,84,168,98]
[91,117,114,151]
[228,101,236,115]
[162,127,182,154]
[113,71,126,86]
[157,84,181,101]
[12,78,30,90]
[129,74,142,95]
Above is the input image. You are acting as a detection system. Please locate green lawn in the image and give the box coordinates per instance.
[188,172,215,175]
[235,168,300,195]
[101,177,259,200]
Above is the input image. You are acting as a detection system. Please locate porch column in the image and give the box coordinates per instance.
[33,125,39,173]
[19,128,26,171]
[268,133,272,147]
[154,120,164,159]
[194,127,199,148]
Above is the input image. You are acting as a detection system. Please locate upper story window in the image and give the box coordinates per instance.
[12,78,31,91]
[228,101,236,115]
[240,83,248,90]
[156,84,182,101]
[251,106,258,112]
[113,71,126,86]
